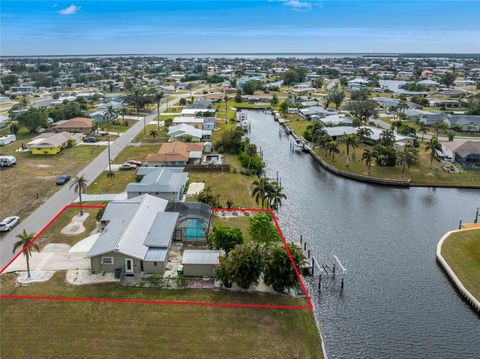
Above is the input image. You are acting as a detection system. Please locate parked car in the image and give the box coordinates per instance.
[0,216,20,232]
[56,174,71,185]
[84,136,97,143]
[119,163,136,171]
[0,156,16,167]
[126,160,142,167]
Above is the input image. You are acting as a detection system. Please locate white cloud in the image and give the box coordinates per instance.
[59,4,81,15]
[285,0,312,9]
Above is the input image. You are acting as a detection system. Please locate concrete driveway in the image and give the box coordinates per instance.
[5,243,90,272]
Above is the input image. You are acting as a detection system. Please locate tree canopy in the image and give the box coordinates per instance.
[16,108,48,133]
[248,212,281,245]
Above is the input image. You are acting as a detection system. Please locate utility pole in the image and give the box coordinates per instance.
[107,132,112,174]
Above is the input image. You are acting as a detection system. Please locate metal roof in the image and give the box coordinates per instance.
[143,212,179,247]
[144,248,167,262]
[126,167,188,194]
[182,250,220,265]
[87,195,170,260]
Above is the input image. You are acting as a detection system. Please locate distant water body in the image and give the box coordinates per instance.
[2,53,479,59]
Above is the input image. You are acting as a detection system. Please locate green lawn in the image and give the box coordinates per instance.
[441,229,480,301]
[133,124,168,143]
[114,143,162,163]
[314,142,479,187]
[212,215,252,241]
[189,170,257,209]
[87,170,137,194]
[103,119,136,133]
[36,207,100,247]
[0,273,322,359]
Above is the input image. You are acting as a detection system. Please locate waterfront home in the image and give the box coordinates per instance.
[172,116,205,129]
[167,124,212,142]
[300,106,338,118]
[323,126,413,145]
[442,141,480,171]
[447,115,480,132]
[315,114,353,126]
[53,117,93,134]
[87,195,177,275]
[27,132,82,155]
[126,166,188,201]
[185,100,213,109]
[86,195,213,276]
[145,141,203,167]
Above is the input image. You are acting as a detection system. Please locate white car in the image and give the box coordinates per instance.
[0,216,20,232]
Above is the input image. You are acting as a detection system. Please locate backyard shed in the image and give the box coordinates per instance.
[182,250,220,277]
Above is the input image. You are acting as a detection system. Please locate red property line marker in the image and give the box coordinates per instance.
[1,206,313,310]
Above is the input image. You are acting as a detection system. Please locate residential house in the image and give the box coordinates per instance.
[168,124,212,142]
[87,195,177,275]
[316,114,353,126]
[126,167,188,201]
[27,132,82,155]
[347,78,370,91]
[180,108,215,117]
[53,117,93,134]
[453,142,480,170]
[145,141,203,167]
[300,106,338,118]
[185,100,213,109]
[428,98,462,110]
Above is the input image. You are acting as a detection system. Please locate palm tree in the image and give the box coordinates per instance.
[268,181,287,210]
[343,133,359,157]
[418,124,428,142]
[397,147,418,173]
[362,148,373,175]
[425,136,442,166]
[105,105,117,124]
[356,127,373,143]
[326,141,340,160]
[149,129,158,140]
[224,94,229,124]
[251,177,272,209]
[70,176,88,215]
[155,92,164,130]
[119,106,128,126]
[13,230,39,278]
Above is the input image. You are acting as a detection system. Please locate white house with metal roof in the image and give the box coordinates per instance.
[87,195,178,276]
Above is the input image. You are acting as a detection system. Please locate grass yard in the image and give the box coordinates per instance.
[212,215,252,241]
[314,142,480,186]
[36,207,100,248]
[103,119,136,133]
[87,170,137,194]
[0,272,322,359]
[441,229,480,301]
[114,143,162,163]
[0,142,104,220]
[132,124,168,143]
[189,170,258,208]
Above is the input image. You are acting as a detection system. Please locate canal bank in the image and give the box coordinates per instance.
[244,109,480,359]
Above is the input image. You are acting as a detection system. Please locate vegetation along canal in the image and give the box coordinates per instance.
[245,109,480,359]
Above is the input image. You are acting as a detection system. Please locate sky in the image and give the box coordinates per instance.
[1,0,479,56]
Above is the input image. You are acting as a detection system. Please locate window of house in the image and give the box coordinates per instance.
[154,262,157,266]
[101,257,114,265]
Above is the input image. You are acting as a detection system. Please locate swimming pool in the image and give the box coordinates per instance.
[183,219,206,240]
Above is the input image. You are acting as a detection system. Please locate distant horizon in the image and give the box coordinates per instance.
[2,52,480,59]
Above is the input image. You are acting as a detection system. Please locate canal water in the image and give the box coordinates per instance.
[244,110,480,359]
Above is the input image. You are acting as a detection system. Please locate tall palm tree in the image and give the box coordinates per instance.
[397,147,418,173]
[70,176,88,215]
[224,94,229,124]
[119,106,128,125]
[425,136,442,166]
[327,141,340,160]
[362,148,373,175]
[343,133,359,157]
[251,177,272,209]
[13,230,39,278]
[155,92,164,130]
[105,105,117,124]
[418,124,428,142]
[268,182,287,210]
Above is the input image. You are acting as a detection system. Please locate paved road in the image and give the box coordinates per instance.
[0,91,198,269]
[326,79,339,90]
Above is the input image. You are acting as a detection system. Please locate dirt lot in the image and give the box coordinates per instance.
[0,139,104,219]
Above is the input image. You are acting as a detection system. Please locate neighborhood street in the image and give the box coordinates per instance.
[0,91,199,269]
